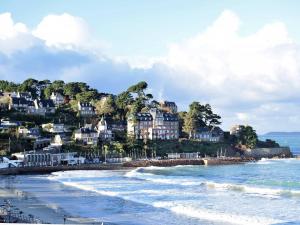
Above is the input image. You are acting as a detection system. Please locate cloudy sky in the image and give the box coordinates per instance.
[1,0,300,134]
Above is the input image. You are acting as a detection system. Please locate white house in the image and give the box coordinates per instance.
[42,123,66,133]
[74,128,98,145]
[34,99,56,114]
[96,117,113,141]
[78,101,95,117]
[50,92,64,106]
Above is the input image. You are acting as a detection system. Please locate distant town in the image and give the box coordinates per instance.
[0,79,291,170]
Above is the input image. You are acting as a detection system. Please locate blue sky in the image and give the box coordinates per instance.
[2,0,300,57]
[1,0,300,133]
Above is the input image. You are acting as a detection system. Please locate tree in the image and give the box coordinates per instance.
[237,125,258,149]
[115,91,133,120]
[178,111,187,138]
[95,95,115,116]
[43,86,54,99]
[0,80,19,92]
[76,90,98,103]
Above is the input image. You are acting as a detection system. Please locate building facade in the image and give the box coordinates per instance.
[50,92,65,106]
[127,108,179,140]
[74,128,98,145]
[96,117,113,141]
[78,102,95,117]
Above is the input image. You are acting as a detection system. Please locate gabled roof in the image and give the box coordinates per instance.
[162,112,178,121]
[79,102,93,107]
[75,128,97,134]
[136,113,153,121]
[11,97,28,105]
[18,92,32,98]
[162,101,177,107]
[39,99,55,108]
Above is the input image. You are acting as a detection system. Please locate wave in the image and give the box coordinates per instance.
[125,168,300,198]
[124,168,203,186]
[153,202,284,225]
[204,181,300,198]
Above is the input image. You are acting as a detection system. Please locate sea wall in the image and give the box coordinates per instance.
[123,159,205,167]
[244,147,292,159]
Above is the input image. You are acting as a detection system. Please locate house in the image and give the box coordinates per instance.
[51,134,66,147]
[0,118,20,127]
[50,92,64,106]
[17,92,32,101]
[111,122,127,131]
[42,123,65,133]
[192,127,224,142]
[160,101,178,113]
[127,108,179,140]
[78,101,95,117]
[96,117,113,141]
[34,99,56,114]
[74,127,98,145]
[9,97,29,112]
[18,127,40,138]
[33,137,51,150]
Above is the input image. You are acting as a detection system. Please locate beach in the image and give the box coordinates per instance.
[0,185,105,224]
[1,158,300,225]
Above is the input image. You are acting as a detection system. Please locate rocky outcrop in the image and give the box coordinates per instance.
[244,147,292,159]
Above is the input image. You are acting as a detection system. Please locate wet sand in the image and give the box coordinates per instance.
[0,187,104,224]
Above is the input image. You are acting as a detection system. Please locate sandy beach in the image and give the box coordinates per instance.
[0,186,105,224]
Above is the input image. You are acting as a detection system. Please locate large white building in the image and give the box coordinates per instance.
[127,108,179,140]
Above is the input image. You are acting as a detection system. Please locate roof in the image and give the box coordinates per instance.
[39,99,55,108]
[162,101,177,107]
[18,92,32,98]
[162,112,178,121]
[196,127,211,133]
[11,97,28,105]
[136,113,153,121]
[79,102,93,107]
[75,128,97,134]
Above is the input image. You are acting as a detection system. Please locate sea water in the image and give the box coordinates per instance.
[1,159,300,225]
[259,132,300,156]
[1,133,300,225]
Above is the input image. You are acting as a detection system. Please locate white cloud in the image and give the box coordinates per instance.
[33,13,90,48]
[0,13,37,54]
[1,10,300,133]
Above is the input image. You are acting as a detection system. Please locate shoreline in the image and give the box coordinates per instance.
[0,187,104,224]
[0,155,294,175]
[0,157,255,175]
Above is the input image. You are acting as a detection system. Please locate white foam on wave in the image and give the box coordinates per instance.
[204,181,300,198]
[124,168,203,186]
[153,202,284,225]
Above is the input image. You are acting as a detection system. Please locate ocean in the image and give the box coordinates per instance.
[0,159,299,225]
[1,133,300,225]
[259,132,300,156]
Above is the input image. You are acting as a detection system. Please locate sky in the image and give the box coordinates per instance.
[0,0,300,134]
